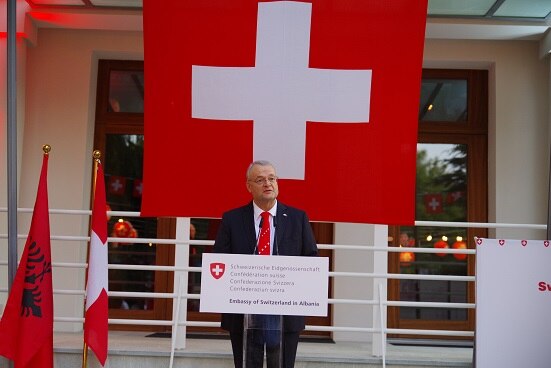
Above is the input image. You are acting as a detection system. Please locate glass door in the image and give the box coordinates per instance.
[388,69,488,339]
[398,143,469,322]
[104,134,157,312]
[94,60,174,330]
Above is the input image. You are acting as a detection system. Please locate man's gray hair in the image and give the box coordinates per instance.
[246,160,276,179]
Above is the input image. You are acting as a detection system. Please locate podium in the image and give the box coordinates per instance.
[200,254,329,367]
[243,314,283,368]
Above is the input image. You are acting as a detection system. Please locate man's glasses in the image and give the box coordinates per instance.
[249,176,278,185]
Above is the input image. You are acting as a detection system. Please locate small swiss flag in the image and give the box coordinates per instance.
[132,179,143,198]
[107,175,126,196]
[424,194,443,214]
[446,191,463,204]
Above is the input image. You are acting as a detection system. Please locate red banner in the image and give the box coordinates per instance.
[142,0,427,224]
[0,153,53,367]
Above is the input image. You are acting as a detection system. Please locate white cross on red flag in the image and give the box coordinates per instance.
[424,193,443,214]
[84,162,109,366]
[142,0,427,225]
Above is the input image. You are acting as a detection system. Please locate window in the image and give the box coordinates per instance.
[388,69,488,338]
[94,60,174,329]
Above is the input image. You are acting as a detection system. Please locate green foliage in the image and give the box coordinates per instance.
[416,145,466,222]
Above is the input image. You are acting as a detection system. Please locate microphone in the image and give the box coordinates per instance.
[273,216,279,255]
[253,218,263,255]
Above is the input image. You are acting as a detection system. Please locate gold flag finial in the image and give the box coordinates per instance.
[93,150,101,161]
[42,144,51,154]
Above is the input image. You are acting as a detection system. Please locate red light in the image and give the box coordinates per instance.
[434,240,449,257]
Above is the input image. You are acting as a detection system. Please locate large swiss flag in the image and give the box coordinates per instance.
[142,0,427,225]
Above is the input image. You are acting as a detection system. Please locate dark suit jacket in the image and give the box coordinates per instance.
[213,201,318,333]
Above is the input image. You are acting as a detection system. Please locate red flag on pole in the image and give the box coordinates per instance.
[84,161,109,366]
[141,0,427,225]
[0,152,53,368]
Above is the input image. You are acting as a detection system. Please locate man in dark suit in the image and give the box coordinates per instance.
[214,160,318,368]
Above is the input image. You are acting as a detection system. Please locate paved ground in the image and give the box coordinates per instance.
[53,331,473,367]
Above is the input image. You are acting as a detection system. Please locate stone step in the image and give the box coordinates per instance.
[0,331,473,368]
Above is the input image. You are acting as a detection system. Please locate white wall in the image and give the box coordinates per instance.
[23,28,143,331]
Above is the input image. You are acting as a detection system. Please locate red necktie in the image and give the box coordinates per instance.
[258,211,271,255]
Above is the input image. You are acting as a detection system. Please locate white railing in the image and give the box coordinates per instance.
[0,207,546,362]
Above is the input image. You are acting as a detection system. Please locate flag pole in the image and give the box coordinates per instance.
[82,150,101,368]
[7,0,18,297]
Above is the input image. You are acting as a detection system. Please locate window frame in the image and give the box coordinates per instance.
[387,68,488,339]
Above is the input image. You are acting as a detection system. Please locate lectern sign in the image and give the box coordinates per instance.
[200,253,329,316]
